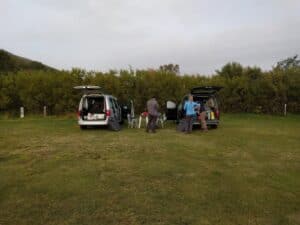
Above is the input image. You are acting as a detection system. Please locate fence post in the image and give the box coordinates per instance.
[284,104,287,116]
[43,106,47,117]
[20,107,24,118]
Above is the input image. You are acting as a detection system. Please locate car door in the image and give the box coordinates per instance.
[109,97,117,118]
[178,96,189,119]
[113,99,122,122]
[109,98,119,121]
[165,101,178,120]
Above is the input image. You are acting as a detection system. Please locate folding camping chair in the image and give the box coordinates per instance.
[127,100,137,128]
[138,112,149,128]
[156,113,166,128]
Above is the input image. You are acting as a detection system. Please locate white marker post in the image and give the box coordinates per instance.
[284,104,287,116]
[43,106,47,117]
[20,107,24,118]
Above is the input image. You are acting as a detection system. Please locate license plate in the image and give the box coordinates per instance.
[87,114,105,120]
[96,114,105,119]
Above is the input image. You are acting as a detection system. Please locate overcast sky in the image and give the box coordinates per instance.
[1,0,300,74]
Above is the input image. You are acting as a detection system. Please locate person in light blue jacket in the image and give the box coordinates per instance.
[183,94,200,133]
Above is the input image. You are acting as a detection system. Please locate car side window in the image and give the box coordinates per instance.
[108,97,114,109]
[110,98,117,113]
[114,99,121,115]
[113,99,119,109]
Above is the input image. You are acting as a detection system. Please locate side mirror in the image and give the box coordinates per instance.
[166,101,177,109]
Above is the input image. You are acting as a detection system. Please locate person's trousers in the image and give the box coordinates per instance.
[146,114,157,132]
[200,111,208,130]
[185,115,194,133]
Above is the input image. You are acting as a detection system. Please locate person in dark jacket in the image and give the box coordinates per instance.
[146,97,159,133]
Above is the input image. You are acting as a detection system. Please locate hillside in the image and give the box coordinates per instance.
[0,49,56,72]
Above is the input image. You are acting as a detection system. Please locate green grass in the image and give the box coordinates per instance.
[0,114,300,225]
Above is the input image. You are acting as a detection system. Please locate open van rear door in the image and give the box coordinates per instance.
[74,86,102,94]
[166,101,178,120]
[191,86,222,96]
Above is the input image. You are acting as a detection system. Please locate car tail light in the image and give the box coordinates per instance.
[215,110,220,119]
[106,109,111,117]
[77,110,81,119]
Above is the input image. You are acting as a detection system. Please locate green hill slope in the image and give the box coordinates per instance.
[0,49,56,72]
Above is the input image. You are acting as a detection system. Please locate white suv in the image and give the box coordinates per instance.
[75,86,122,130]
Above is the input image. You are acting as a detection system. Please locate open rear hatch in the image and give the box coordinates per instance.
[192,86,222,121]
[74,85,103,95]
[74,86,106,121]
[191,86,222,96]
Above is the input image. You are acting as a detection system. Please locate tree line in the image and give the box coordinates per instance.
[0,57,299,116]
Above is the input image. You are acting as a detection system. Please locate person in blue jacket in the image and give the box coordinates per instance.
[184,94,200,133]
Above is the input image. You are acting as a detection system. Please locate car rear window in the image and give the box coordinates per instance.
[86,96,105,113]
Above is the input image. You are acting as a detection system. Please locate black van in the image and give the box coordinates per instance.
[166,86,222,128]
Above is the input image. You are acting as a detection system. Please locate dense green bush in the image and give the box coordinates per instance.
[0,60,299,115]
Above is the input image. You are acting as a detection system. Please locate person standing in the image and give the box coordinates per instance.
[198,101,208,131]
[146,96,159,133]
[184,95,200,134]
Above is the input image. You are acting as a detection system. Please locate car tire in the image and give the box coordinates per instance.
[210,124,218,129]
[80,125,87,130]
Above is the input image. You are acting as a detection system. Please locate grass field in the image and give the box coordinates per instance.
[0,114,300,225]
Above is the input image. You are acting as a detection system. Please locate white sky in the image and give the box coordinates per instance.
[1,0,300,74]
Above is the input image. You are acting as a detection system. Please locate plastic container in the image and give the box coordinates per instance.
[210,111,215,120]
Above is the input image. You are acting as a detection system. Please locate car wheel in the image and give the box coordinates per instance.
[210,124,218,129]
[80,125,87,130]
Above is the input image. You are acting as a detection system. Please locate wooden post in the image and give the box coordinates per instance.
[43,106,47,117]
[20,107,24,118]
